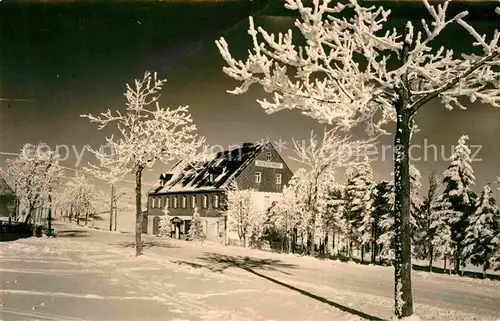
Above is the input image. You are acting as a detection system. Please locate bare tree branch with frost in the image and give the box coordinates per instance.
[82,71,206,256]
[290,127,376,256]
[216,0,500,318]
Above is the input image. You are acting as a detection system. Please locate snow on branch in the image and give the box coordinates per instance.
[216,0,500,135]
[81,71,207,174]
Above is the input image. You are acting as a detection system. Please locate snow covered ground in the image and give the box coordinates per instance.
[1,222,499,321]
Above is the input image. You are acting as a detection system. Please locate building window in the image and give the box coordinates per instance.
[202,195,208,208]
[165,197,169,208]
[255,171,262,183]
[276,173,282,185]
[173,196,178,208]
[157,197,162,208]
[150,197,155,209]
[181,196,187,208]
[191,195,196,208]
[266,152,271,161]
[214,194,219,208]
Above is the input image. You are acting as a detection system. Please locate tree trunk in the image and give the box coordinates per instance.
[444,256,447,272]
[454,247,461,275]
[31,208,36,236]
[393,107,414,318]
[429,245,434,273]
[47,196,52,237]
[114,199,118,231]
[482,262,487,279]
[361,244,365,263]
[109,184,115,231]
[135,166,144,257]
[85,210,89,226]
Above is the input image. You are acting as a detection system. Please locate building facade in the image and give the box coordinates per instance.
[0,177,16,220]
[146,142,293,243]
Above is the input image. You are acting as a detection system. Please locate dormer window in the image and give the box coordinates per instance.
[266,152,271,161]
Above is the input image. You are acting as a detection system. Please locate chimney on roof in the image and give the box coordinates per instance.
[242,142,254,148]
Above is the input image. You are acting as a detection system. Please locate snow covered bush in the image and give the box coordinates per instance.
[188,206,204,244]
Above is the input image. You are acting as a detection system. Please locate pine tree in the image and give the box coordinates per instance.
[188,206,204,244]
[416,171,440,271]
[435,135,476,274]
[370,181,392,264]
[343,162,374,261]
[378,165,421,262]
[158,207,171,238]
[462,184,500,277]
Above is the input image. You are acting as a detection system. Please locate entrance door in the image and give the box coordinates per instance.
[152,216,160,235]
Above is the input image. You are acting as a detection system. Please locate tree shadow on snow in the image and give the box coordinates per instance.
[412,263,500,281]
[114,241,179,249]
[56,230,91,238]
[198,253,384,321]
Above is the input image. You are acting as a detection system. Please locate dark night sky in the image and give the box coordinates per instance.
[0,1,499,194]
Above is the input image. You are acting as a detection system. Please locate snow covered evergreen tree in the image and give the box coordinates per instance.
[217,0,500,317]
[435,135,477,274]
[158,207,171,238]
[188,206,204,244]
[343,162,374,261]
[462,184,500,277]
[415,171,440,271]
[378,164,421,261]
[370,180,392,264]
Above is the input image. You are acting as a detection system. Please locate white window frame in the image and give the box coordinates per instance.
[181,196,187,208]
[157,197,162,208]
[165,197,169,208]
[173,196,178,208]
[276,173,282,185]
[151,197,155,209]
[255,171,262,183]
[266,152,271,161]
[191,195,196,208]
[202,195,208,208]
[214,194,219,208]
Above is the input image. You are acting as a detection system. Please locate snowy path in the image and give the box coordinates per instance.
[2,222,499,321]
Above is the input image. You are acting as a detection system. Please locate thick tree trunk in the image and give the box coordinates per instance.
[361,245,365,263]
[135,167,144,257]
[109,184,115,231]
[454,247,461,275]
[393,109,414,318]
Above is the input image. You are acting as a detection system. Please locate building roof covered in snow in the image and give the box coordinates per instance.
[148,142,267,194]
[0,176,15,197]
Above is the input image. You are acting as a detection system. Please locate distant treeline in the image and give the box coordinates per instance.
[262,0,499,21]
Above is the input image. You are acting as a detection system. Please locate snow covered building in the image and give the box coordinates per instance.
[0,176,16,220]
[145,142,293,243]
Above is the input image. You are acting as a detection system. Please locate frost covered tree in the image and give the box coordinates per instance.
[343,163,374,260]
[225,181,257,247]
[4,143,64,235]
[188,206,204,244]
[415,171,440,271]
[378,164,421,261]
[84,160,127,231]
[216,0,500,317]
[435,135,477,274]
[462,184,500,277]
[63,174,99,226]
[82,71,206,256]
[369,180,392,264]
[352,161,376,263]
[158,207,171,238]
[291,128,376,256]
